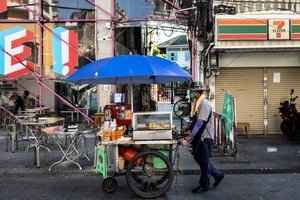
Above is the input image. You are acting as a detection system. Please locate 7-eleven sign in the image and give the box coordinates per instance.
[269,19,290,40]
[0,0,7,13]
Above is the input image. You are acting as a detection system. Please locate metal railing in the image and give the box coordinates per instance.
[213,112,237,156]
[0,105,21,152]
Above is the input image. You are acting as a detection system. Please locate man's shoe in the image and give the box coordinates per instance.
[192,185,209,193]
[192,185,201,193]
[213,174,224,188]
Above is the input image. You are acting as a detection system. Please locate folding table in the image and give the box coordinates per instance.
[20,117,65,167]
[48,129,90,171]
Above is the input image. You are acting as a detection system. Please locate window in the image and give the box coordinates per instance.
[168,52,177,61]
[184,50,190,61]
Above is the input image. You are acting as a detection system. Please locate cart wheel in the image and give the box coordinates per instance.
[126,151,174,199]
[102,177,118,193]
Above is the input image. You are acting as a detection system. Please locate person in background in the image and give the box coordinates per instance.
[186,86,224,193]
[7,92,15,107]
[23,90,36,109]
[23,90,31,108]
[0,91,10,106]
[10,92,25,114]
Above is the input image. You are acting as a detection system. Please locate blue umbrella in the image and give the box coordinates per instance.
[67,55,191,84]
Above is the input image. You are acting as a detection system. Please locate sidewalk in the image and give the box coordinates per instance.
[180,135,300,174]
[1,128,300,176]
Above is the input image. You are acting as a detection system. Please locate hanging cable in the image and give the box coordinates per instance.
[215,0,300,4]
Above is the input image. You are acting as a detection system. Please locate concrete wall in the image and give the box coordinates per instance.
[219,51,300,68]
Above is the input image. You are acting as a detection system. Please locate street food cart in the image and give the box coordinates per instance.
[67,55,191,198]
[96,111,177,198]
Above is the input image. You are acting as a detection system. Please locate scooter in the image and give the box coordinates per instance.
[279,89,300,138]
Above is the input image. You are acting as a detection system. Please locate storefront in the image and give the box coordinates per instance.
[215,68,264,134]
[213,13,300,135]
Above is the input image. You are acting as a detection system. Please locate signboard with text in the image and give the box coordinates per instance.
[52,27,78,76]
[0,26,33,79]
[215,15,300,49]
[0,26,78,79]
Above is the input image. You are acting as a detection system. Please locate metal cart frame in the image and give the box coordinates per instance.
[96,138,178,199]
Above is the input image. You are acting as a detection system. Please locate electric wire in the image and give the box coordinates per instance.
[215,0,300,4]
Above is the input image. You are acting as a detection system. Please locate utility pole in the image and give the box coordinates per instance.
[38,0,44,108]
[183,0,213,84]
[95,0,115,111]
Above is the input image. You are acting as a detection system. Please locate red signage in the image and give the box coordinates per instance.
[0,27,34,79]
[0,0,7,13]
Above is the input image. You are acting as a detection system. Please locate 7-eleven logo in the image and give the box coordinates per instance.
[0,0,7,13]
[274,21,285,38]
[269,19,290,40]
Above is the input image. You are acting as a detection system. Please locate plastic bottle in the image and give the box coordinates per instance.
[111,119,117,131]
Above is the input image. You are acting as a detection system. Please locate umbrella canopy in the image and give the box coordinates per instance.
[67,55,191,85]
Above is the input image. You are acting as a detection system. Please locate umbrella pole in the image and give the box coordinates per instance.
[130,85,134,112]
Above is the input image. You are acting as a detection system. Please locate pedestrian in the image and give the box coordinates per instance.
[23,90,35,108]
[10,92,25,114]
[0,91,10,106]
[186,85,224,193]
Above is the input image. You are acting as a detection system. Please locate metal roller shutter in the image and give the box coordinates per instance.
[216,68,264,134]
[267,68,300,134]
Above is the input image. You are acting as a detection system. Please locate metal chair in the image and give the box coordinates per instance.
[6,123,17,153]
[27,127,51,168]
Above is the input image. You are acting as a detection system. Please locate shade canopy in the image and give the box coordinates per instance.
[67,55,191,85]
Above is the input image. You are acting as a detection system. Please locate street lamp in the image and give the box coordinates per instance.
[204,48,220,79]
[209,51,219,69]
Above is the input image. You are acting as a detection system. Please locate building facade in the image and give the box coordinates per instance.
[0,0,95,111]
[213,12,300,135]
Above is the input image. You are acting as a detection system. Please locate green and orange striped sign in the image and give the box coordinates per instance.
[291,19,300,40]
[217,19,268,41]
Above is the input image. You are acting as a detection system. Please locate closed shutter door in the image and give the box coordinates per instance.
[267,68,300,134]
[216,68,264,134]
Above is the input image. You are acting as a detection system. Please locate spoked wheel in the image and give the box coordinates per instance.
[126,151,174,199]
[102,177,118,193]
[173,99,190,118]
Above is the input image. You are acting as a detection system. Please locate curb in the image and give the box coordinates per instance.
[177,168,300,175]
[1,168,300,177]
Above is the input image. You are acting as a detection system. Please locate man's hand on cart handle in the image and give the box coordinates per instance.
[176,132,192,146]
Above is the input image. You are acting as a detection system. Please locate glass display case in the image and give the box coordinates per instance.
[132,112,173,140]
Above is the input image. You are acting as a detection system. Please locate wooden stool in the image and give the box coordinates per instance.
[237,122,250,136]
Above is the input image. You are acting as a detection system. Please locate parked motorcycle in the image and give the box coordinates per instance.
[279,89,300,138]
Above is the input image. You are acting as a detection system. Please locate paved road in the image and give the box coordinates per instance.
[1,174,300,200]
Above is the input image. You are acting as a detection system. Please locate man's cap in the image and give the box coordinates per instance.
[190,82,210,92]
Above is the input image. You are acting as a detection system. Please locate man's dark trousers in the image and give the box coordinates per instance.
[193,138,224,187]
